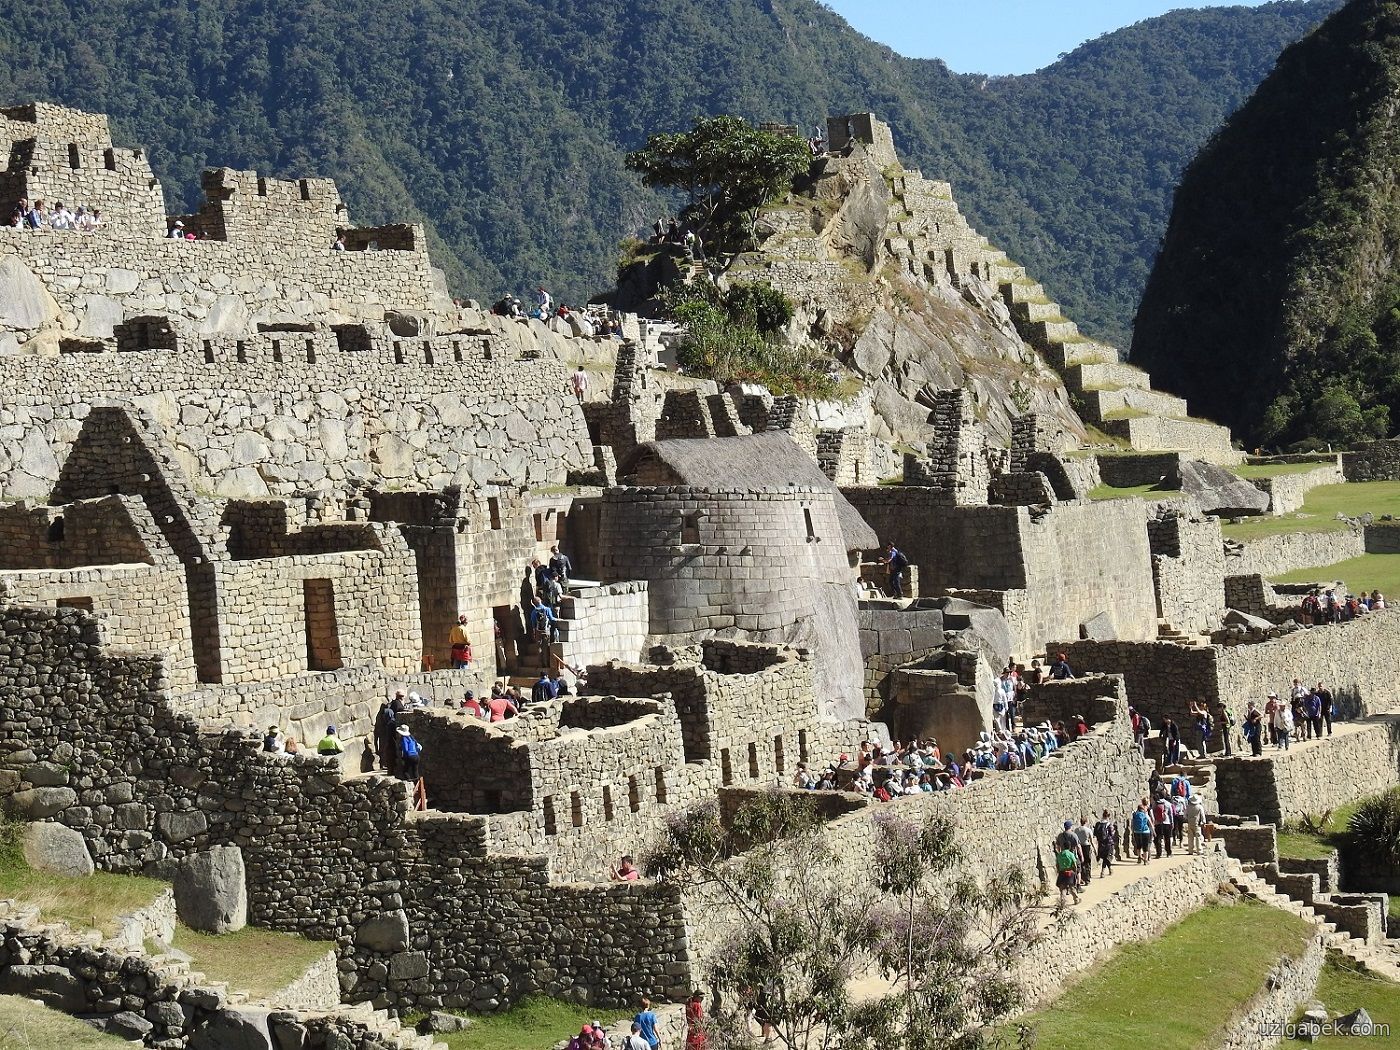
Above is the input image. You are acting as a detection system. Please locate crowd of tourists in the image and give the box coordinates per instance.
[1298,587,1385,624]
[489,287,626,338]
[7,198,102,231]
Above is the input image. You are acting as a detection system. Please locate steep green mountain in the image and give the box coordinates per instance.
[0,0,1338,342]
[1132,0,1400,448]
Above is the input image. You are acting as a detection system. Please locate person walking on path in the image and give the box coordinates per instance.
[634,998,661,1050]
[1152,794,1174,859]
[396,725,422,783]
[448,614,473,669]
[1244,701,1264,757]
[1184,794,1206,855]
[1093,809,1118,876]
[882,542,908,599]
[1131,801,1153,864]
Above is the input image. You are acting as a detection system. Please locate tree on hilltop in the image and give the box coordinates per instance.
[626,116,810,252]
[647,792,1040,1050]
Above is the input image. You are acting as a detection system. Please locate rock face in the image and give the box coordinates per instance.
[22,822,94,878]
[174,846,248,933]
[1178,459,1269,517]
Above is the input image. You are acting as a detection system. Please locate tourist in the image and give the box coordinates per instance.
[316,724,344,761]
[396,725,422,782]
[1217,701,1236,757]
[49,202,74,230]
[1184,794,1206,855]
[1130,800,1153,864]
[1073,816,1094,886]
[1171,792,1187,846]
[1244,700,1264,757]
[1303,688,1323,740]
[549,544,573,584]
[634,998,661,1050]
[882,541,909,599]
[1272,696,1293,751]
[449,613,473,669]
[86,208,102,231]
[550,669,571,697]
[536,286,552,318]
[461,690,484,718]
[993,670,1013,731]
[1054,835,1082,907]
[374,697,400,772]
[1315,681,1334,735]
[610,855,641,881]
[571,365,590,403]
[332,232,345,250]
[487,691,519,722]
[1263,692,1280,746]
[623,1023,650,1050]
[1152,794,1174,858]
[530,596,559,644]
[1160,716,1181,766]
[1093,808,1117,876]
[685,988,706,1049]
[532,671,556,705]
[1188,700,1213,754]
[167,219,185,238]
[1049,652,1075,680]
[262,724,285,754]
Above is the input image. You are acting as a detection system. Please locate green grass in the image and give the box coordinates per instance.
[0,994,132,1048]
[1309,954,1400,1047]
[1275,800,1364,862]
[0,824,166,936]
[168,926,333,1000]
[1273,553,1400,597]
[1027,900,1312,1050]
[1230,461,1332,479]
[1221,481,1400,541]
[1088,482,1183,502]
[432,997,624,1050]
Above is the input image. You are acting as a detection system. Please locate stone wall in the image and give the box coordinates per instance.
[846,489,1158,654]
[596,486,865,720]
[1247,461,1343,515]
[1095,452,1182,488]
[1213,720,1400,826]
[1217,933,1325,1050]
[857,604,946,717]
[1223,529,1365,579]
[1149,507,1226,633]
[1342,439,1400,482]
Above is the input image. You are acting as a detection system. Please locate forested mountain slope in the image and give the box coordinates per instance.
[0,0,1340,342]
[1133,0,1400,447]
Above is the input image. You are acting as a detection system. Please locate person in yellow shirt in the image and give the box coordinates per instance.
[448,614,473,669]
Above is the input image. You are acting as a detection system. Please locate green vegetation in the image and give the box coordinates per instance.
[428,997,614,1050]
[1274,554,1400,597]
[1344,787,1400,870]
[168,926,333,1000]
[664,282,832,397]
[1027,900,1312,1049]
[1229,461,1333,479]
[1276,800,1365,861]
[0,0,1339,330]
[0,994,132,1048]
[1219,481,1400,541]
[1310,954,1400,1047]
[0,821,165,936]
[626,116,810,252]
[1133,0,1400,448]
[1087,482,1180,502]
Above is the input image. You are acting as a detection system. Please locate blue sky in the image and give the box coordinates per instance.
[823,1,1273,75]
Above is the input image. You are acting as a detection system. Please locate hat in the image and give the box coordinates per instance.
[1063,820,1073,829]
[326,725,336,734]
[1267,691,1278,698]
[174,219,184,227]
[266,724,278,733]
[409,691,422,702]
[396,725,411,736]
[465,690,475,699]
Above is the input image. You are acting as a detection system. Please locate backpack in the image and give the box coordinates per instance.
[400,735,419,759]
[1154,800,1171,824]
[1055,848,1076,873]
[1173,777,1188,798]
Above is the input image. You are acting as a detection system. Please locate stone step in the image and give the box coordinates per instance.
[1078,386,1190,424]
[986,262,1025,284]
[1096,414,1243,465]
[1041,337,1115,371]
[1011,298,1063,324]
[1025,318,1080,348]
[1066,360,1151,392]
[998,279,1045,306]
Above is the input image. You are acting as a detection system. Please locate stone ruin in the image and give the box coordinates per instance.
[2,101,1400,1044]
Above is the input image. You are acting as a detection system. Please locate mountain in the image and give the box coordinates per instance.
[0,0,1340,343]
[1132,0,1400,448]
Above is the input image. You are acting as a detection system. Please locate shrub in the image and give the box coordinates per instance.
[1347,787,1400,867]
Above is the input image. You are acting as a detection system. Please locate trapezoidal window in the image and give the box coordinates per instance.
[303,579,344,671]
[681,511,700,545]
[488,497,502,531]
[803,507,816,541]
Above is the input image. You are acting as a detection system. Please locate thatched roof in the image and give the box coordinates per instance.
[618,431,879,552]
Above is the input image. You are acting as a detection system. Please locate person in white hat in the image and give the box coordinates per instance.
[167,219,185,239]
[396,724,422,782]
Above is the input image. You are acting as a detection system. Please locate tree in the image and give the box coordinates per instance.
[646,792,1041,1050]
[626,116,811,252]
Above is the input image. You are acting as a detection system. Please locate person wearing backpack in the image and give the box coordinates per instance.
[1093,809,1118,876]
[1171,793,1187,847]
[396,725,422,783]
[1184,794,1207,855]
[1130,801,1153,864]
[1152,795,1175,859]
[1054,841,1081,907]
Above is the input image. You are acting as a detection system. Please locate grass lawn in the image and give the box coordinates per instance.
[0,994,131,1048]
[1221,481,1400,541]
[1088,482,1182,501]
[1026,900,1312,1050]
[1276,800,1364,861]
[168,926,333,1000]
[1273,553,1400,597]
[0,828,166,936]
[432,997,625,1050]
[1310,954,1400,1047]
[1230,461,1333,479]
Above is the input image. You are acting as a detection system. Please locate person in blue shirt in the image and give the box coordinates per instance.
[633,998,660,1050]
[529,597,558,643]
[1130,801,1153,864]
[531,672,555,705]
[882,542,909,599]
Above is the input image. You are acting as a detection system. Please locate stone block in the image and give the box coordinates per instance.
[23,821,95,878]
[388,951,430,980]
[1179,459,1268,517]
[157,809,208,843]
[1079,612,1116,641]
[189,1007,274,1050]
[23,761,70,787]
[0,964,87,1011]
[7,786,78,818]
[174,845,247,933]
[355,910,410,953]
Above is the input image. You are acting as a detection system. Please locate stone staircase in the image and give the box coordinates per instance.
[1229,865,1400,982]
[995,268,1241,464]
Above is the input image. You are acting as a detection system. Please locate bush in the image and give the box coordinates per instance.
[1346,787,1400,867]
